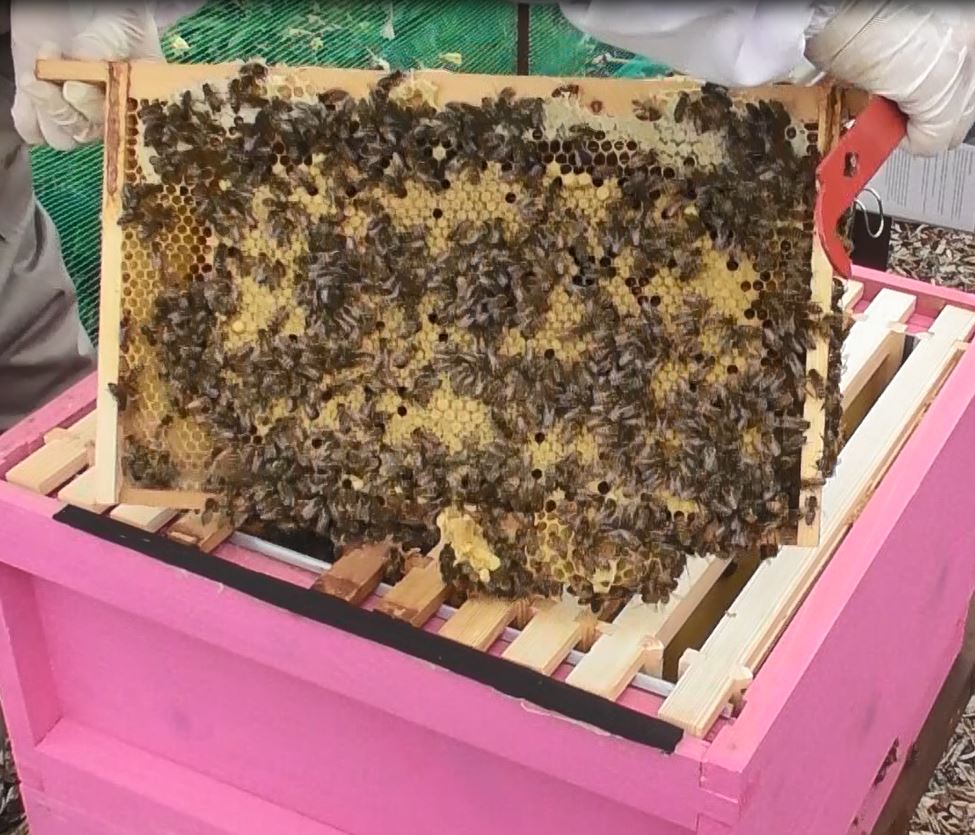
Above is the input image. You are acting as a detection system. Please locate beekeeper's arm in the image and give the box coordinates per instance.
[10,1,204,150]
[556,1,975,156]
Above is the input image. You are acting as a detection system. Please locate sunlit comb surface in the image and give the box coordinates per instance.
[114,63,844,607]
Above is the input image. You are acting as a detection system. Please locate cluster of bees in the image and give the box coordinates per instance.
[113,62,844,607]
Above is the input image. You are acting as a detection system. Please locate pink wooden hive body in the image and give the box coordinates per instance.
[0,267,972,835]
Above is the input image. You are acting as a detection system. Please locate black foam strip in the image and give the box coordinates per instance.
[55,505,684,753]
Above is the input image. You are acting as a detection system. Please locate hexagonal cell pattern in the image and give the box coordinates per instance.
[111,65,843,607]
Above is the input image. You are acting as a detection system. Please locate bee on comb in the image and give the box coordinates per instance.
[112,62,842,608]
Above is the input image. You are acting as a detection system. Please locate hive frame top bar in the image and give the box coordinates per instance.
[37,58,844,557]
[35,59,901,278]
[38,58,830,115]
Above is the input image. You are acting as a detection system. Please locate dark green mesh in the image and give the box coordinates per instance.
[29,0,668,342]
[528,4,668,78]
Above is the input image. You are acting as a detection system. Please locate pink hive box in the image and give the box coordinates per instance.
[0,265,974,835]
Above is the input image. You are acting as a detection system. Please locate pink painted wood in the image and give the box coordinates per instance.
[852,264,975,333]
[0,485,712,834]
[0,374,96,478]
[0,269,972,834]
[699,326,975,834]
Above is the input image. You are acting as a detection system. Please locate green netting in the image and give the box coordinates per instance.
[527,4,668,78]
[30,0,668,343]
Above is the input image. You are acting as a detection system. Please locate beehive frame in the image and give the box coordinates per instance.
[40,60,842,606]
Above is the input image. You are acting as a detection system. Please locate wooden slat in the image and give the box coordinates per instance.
[502,599,587,675]
[375,558,449,627]
[439,597,521,651]
[168,511,233,553]
[840,289,915,440]
[566,609,659,699]
[91,60,130,506]
[795,92,844,548]
[792,288,917,534]
[795,237,834,547]
[841,289,915,412]
[57,468,111,513]
[660,305,975,737]
[110,503,178,532]
[44,411,98,445]
[4,432,93,495]
[567,556,726,697]
[117,486,210,511]
[840,279,864,312]
[35,58,108,84]
[38,59,829,123]
[312,543,389,605]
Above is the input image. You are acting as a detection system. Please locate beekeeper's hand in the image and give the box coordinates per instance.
[806,3,975,156]
[10,3,164,151]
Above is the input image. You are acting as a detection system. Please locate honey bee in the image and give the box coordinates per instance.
[123,438,178,488]
[107,365,142,413]
[805,369,828,400]
[802,494,819,526]
[551,84,580,98]
[633,100,662,122]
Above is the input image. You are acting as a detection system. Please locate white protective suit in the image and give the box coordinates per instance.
[554,2,833,87]
[555,1,975,156]
[0,7,94,431]
[0,1,201,430]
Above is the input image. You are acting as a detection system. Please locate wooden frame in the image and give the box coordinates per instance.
[91,61,129,509]
[37,59,840,551]
[869,595,975,835]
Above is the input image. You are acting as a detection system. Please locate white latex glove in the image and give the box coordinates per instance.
[10,2,164,151]
[805,2,975,156]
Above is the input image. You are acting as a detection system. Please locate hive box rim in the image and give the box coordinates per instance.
[0,270,973,834]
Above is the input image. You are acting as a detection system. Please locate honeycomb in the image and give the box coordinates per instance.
[111,63,844,607]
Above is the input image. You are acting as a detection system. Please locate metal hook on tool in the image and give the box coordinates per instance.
[853,187,886,239]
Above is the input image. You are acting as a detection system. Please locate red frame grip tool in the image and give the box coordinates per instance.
[815,95,907,278]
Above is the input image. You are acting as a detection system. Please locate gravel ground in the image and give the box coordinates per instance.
[0,735,24,835]
[911,698,975,835]
[889,220,975,291]
[0,221,973,835]
[891,219,975,835]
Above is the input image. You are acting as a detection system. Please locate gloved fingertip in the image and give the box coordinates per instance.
[17,73,64,108]
[63,82,106,124]
[34,109,79,153]
[35,41,64,61]
[75,123,104,145]
[68,23,132,62]
[903,123,947,158]
[65,31,115,62]
[42,128,79,153]
[11,96,46,147]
